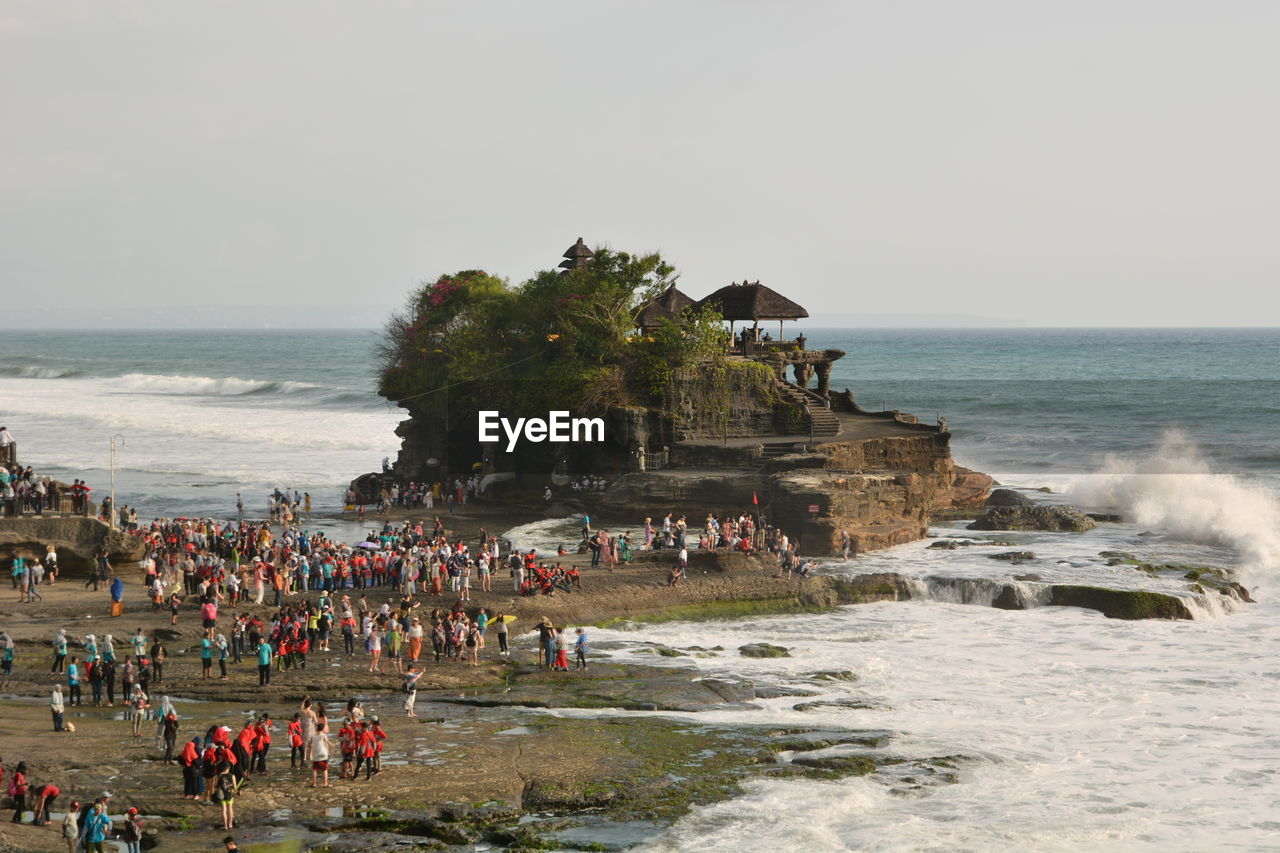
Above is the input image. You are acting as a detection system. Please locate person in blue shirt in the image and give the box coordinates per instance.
[257,640,272,686]
[10,554,26,590]
[574,628,589,671]
[84,801,113,852]
[1,631,13,677]
[200,633,214,679]
[67,656,82,706]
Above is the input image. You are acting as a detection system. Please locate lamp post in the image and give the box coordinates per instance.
[109,434,124,529]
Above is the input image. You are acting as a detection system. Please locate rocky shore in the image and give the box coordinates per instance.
[0,515,1245,853]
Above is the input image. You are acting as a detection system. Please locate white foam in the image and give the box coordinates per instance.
[1067,430,1280,577]
[116,372,320,396]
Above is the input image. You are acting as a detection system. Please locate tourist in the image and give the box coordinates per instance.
[120,807,144,853]
[31,781,60,825]
[403,665,423,716]
[574,627,589,670]
[149,635,167,681]
[67,655,82,705]
[309,727,331,788]
[178,738,201,799]
[84,800,113,853]
[212,766,236,831]
[553,628,569,671]
[129,683,150,737]
[160,698,180,763]
[537,617,554,668]
[257,638,273,685]
[8,761,28,822]
[61,801,80,853]
[51,627,67,673]
[495,611,510,656]
[1,631,13,676]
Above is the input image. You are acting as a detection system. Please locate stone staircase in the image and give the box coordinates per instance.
[828,389,857,413]
[775,379,841,439]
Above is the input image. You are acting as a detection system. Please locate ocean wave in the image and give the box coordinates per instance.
[0,365,83,379]
[108,373,383,408]
[1068,430,1280,575]
[116,372,324,396]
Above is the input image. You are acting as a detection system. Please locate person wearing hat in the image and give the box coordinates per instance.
[537,618,555,669]
[121,806,144,853]
[78,793,111,851]
[62,801,80,853]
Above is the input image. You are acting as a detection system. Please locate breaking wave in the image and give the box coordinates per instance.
[1069,430,1280,573]
[0,365,82,378]
[117,373,323,396]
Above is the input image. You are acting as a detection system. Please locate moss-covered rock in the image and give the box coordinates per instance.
[969,504,1096,532]
[738,643,790,658]
[1048,585,1193,620]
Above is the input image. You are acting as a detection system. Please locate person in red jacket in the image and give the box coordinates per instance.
[32,781,59,825]
[288,714,304,768]
[8,761,27,823]
[252,714,272,774]
[338,722,356,779]
[354,721,377,780]
[179,739,201,799]
[200,745,221,803]
[232,724,255,786]
[369,717,388,776]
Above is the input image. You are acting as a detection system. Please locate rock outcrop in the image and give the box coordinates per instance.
[0,517,145,573]
[968,504,1097,532]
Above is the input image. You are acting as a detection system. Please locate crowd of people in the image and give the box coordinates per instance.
[0,459,846,846]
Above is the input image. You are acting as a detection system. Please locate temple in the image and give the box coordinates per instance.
[377,238,991,554]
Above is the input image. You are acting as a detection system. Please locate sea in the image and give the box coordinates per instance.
[3,327,1279,851]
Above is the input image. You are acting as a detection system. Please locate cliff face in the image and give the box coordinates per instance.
[602,431,993,556]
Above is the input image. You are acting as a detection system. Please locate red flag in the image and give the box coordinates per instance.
[752,491,759,506]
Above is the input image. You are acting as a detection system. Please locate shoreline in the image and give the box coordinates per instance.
[0,497,1253,852]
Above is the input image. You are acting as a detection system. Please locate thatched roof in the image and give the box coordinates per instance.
[695,281,809,321]
[636,284,695,328]
[558,237,594,272]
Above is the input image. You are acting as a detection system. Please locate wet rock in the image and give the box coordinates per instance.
[985,488,1031,508]
[927,539,961,550]
[992,585,1028,610]
[1087,512,1124,523]
[753,685,820,699]
[792,698,883,712]
[697,677,756,703]
[968,504,1096,533]
[437,802,470,822]
[1048,585,1193,619]
[788,754,877,775]
[738,643,790,659]
[809,670,856,682]
[989,551,1037,561]
[1012,573,1043,582]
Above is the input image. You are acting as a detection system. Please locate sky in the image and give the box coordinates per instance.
[2,1,1278,328]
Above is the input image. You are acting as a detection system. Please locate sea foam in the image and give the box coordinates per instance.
[1068,430,1280,575]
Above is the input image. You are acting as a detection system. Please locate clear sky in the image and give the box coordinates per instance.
[2,2,1277,328]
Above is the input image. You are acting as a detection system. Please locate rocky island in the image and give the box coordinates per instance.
[374,239,992,556]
